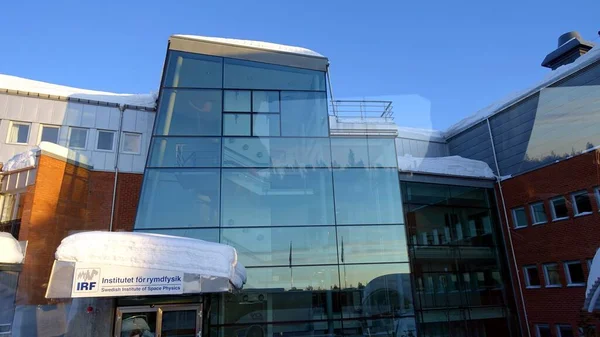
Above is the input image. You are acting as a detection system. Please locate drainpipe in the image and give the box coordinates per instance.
[486,118,531,337]
[109,104,126,231]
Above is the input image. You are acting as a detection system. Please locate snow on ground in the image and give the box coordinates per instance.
[55,231,246,288]
[0,232,24,264]
[173,34,325,58]
[397,155,496,179]
[0,74,157,108]
[2,148,38,171]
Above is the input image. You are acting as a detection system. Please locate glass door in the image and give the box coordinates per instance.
[115,305,201,337]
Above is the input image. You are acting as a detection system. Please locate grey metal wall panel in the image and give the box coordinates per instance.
[551,61,600,87]
[395,137,448,158]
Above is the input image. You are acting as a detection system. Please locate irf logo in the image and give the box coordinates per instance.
[74,268,100,293]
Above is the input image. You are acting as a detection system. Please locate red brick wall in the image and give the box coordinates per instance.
[16,154,143,305]
[498,150,600,335]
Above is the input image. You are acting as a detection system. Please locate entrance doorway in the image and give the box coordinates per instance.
[115,304,201,337]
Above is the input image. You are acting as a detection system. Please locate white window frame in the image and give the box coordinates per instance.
[68,127,88,150]
[564,261,585,287]
[523,265,541,289]
[96,130,116,152]
[550,197,569,221]
[530,202,548,225]
[556,324,573,337]
[38,124,60,144]
[571,190,593,217]
[6,121,31,144]
[542,263,561,288]
[120,132,142,154]
[595,187,600,212]
[512,207,528,228]
[535,324,550,337]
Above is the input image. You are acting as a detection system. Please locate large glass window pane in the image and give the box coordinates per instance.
[245,265,339,291]
[223,113,251,136]
[148,137,221,167]
[164,51,222,88]
[368,138,397,168]
[224,58,326,90]
[331,137,368,168]
[333,168,403,225]
[222,137,331,168]
[337,225,409,263]
[403,182,450,205]
[155,89,222,136]
[221,227,337,267]
[221,168,335,227]
[135,228,219,243]
[211,319,344,337]
[224,90,251,112]
[253,114,280,136]
[280,91,328,137]
[253,91,280,112]
[136,169,220,228]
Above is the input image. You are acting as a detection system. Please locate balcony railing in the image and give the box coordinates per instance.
[0,219,21,239]
[329,100,394,119]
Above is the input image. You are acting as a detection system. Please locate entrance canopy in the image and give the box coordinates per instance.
[45,231,246,299]
[585,248,600,312]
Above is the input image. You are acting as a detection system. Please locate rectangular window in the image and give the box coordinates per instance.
[223,113,251,136]
[280,91,328,137]
[536,324,551,337]
[571,191,593,216]
[565,261,585,286]
[252,114,280,136]
[163,51,223,88]
[7,122,30,144]
[524,265,541,288]
[121,132,142,154]
[530,202,548,225]
[39,125,60,144]
[253,91,280,113]
[337,225,409,264]
[556,325,574,337]
[96,130,115,151]
[543,263,561,287]
[68,127,88,149]
[148,137,221,167]
[224,90,251,112]
[512,207,528,228]
[550,197,569,220]
[154,89,222,136]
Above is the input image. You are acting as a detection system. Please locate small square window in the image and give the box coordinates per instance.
[556,324,574,337]
[512,207,528,228]
[253,114,280,136]
[96,130,115,151]
[536,324,551,337]
[7,122,30,144]
[543,263,561,287]
[223,113,251,136]
[39,125,60,144]
[224,90,251,112]
[121,132,142,154]
[550,197,569,221]
[571,191,593,216]
[530,202,548,225]
[253,91,280,113]
[565,261,585,286]
[68,127,88,149]
[524,265,541,288]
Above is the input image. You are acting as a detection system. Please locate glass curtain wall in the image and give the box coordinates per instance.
[135,50,416,337]
[401,182,518,337]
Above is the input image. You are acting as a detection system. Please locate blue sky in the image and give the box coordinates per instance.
[0,0,598,130]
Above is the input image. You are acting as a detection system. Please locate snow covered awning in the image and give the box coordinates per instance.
[584,248,600,312]
[0,232,24,265]
[397,155,496,179]
[45,232,246,299]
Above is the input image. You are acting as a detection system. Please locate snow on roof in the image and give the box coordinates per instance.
[173,34,325,58]
[0,74,157,109]
[396,126,446,142]
[0,232,24,264]
[397,155,496,179]
[445,44,600,138]
[2,148,38,172]
[55,231,246,288]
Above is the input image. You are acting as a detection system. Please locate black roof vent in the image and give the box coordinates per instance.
[542,31,595,70]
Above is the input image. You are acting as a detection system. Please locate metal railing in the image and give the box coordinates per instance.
[0,219,21,239]
[329,100,394,119]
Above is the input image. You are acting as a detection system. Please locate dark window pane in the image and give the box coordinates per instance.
[164,51,222,88]
[223,113,251,136]
[97,130,114,151]
[148,137,221,167]
[245,265,339,291]
[340,318,417,337]
[136,169,220,228]
[224,58,326,90]
[537,325,551,337]
[567,262,585,284]
[544,263,561,286]
[253,91,279,112]
[331,137,368,168]
[222,137,331,168]
[531,202,548,224]
[161,310,197,337]
[573,192,593,214]
[155,89,222,136]
[120,311,157,337]
[333,168,403,225]
[224,90,251,112]
[512,208,527,228]
[403,182,449,205]
[40,126,59,144]
[136,228,219,243]
[252,114,280,136]
[280,91,328,137]
[558,325,574,337]
[552,197,569,219]
[448,185,489,208]
[337,225,409,263]
[210,320,345,337]
[525,266,540,287]
[221,168,335,226]
[221,227,337,267]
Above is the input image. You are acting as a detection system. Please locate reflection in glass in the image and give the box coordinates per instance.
[164,51,223,88]
[211,320,344,337]
[253,114,280,136]
[224,90,251,112]
[245,265,339,291]
[136,169,220,228]
[331,137,368,168]
[333,168,403,225]
[161,310,197,336]
[221,227,337,267]
[337,225,409,263]
[280,91,328,137]
[368,138,397,167]
[148,137,221,167]
[221,168,335,226]
[224,58,326,90]
[155,89,222,136]
[222,137,331,168]
[253,91,280,112]
[136,228,219,243]
[340,318,417,337]
[223,114,251,136]
[121,311,157,337]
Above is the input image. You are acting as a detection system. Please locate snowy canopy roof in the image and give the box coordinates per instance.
[173,34,325,58]
[397,155,496,179]
[0,74,157,109]
[584,248,600,312]
[0,232,24,264]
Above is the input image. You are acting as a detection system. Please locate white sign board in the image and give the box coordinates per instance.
[71,262,184,298]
